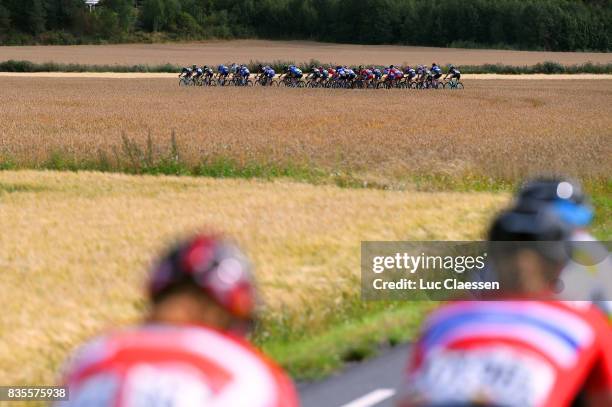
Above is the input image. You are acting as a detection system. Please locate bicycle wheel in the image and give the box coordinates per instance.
[456,82,464,89]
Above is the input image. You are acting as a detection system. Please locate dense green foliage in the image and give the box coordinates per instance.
[0,0,610,50]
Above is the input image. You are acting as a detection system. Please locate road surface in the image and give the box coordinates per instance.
[299,344,410,407]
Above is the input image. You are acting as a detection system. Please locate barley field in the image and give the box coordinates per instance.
[1,77,610,183]
[0,170,507,385]
[2,40,611,66]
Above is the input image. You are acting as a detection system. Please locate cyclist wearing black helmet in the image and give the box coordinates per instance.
[397,202,612,407]
[444,64,461,82]
[516,177,612,316]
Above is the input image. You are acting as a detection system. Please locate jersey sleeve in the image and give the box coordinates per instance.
[583,309,612,395]
[273,367,299,407]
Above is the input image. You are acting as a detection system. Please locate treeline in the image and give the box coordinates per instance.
[0,0,610,51]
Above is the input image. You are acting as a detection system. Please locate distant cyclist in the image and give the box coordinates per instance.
[179,66,192,79]
[444,64,461,83]
[319,66,329,82]
[239,65,250,85]
[404,66,417,84]
[217,64,229,77]
[431,63,442,87]
[261,65,275,85]
[288,65,303,80]
[372,66,382,81]
[203,65,214,78]
[397,203,612,407]
[416,65,426,84]
[58,234,299,407]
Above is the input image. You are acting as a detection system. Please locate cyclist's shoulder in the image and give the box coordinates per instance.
[423,300,606,338]
[66,324,273,371]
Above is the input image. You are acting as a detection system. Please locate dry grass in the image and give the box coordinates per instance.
[2,40,611,66]
[0,77,610,182]
[0,170,507,384]
[2,72,612,80]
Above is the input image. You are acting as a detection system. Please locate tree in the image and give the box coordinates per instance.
[0,5,10,34]
[28,0,47,35]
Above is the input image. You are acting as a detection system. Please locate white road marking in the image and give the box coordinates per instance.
[340,388,396,407]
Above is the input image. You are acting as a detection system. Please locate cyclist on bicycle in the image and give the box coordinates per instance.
[262,66,275,85]
[218,64,229,77]
[431,63,442,86]
[202,65,214,82]
[444,64,461,82]
[346,67,357,82]
[179,66,192,79]
[404,66,417,84]
[397,203,612,407]
[415,65,425,83]
[386,65,402,86]
[327,66,336,78]
[289,65,303,79]
[58,234,299,407]
[192,65,203,84]
[336,66,347,80]
[309,66,322,81]
[238,65,250,85]
[319,66,329,82]
[372,66,382,80]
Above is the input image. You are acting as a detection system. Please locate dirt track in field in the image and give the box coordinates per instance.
[1,72,611,80]
[1,40,611,66]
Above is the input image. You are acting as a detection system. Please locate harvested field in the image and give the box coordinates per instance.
[0,170,507,384]
[2,72,612,80]
[1,77,610,182]
[1,40,611,66]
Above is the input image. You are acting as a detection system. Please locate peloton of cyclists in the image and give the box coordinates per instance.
[179,62,462,89]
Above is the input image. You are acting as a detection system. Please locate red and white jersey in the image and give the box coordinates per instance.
[401,301,612,407]
[57,324,299,407]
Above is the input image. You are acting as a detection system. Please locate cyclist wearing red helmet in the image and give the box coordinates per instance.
[57,234,299,407]
[397,203,612,407]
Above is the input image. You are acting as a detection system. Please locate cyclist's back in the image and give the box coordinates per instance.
[401,300,612,406]
[60,323,298,406]
[57,234,299,407]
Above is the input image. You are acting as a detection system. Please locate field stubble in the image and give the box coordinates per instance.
[0,77,610,184]
[0,170,506,384]
[1,40,611,66]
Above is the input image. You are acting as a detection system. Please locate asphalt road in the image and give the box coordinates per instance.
[299,344,410,407]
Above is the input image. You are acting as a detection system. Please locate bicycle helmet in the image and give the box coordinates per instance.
[149,234,256,321]
[488,199,572,265]
[516,177,593,227]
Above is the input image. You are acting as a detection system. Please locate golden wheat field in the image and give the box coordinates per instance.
[1,77,610,182]
[2,40,611,66]
[0,170,507,385]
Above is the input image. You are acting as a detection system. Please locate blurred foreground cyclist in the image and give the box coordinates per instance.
[516,177,612,316]
[57,234,299,407]
[397,204,612,407]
